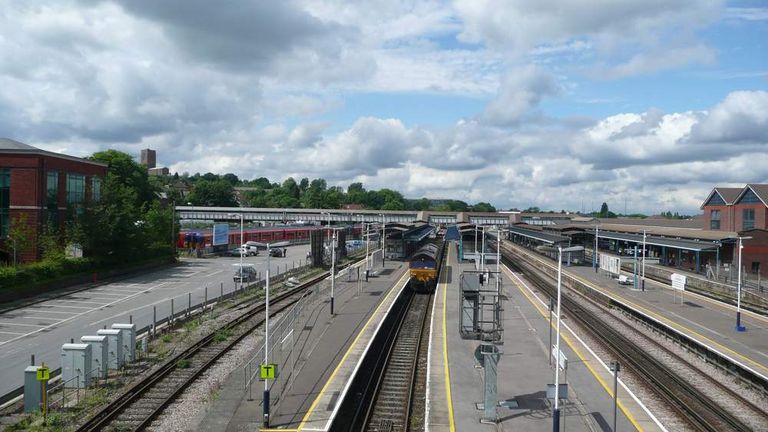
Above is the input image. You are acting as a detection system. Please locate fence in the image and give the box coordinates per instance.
[242,248,384,414]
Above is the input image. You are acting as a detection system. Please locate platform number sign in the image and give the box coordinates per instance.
[36,366,50,381]
[260,363,277,380]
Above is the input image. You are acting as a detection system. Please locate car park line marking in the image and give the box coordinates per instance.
[0,321,51,328]
[33,304,93,310]
[0,330,25,336]
[50,299,107,305]
[21,309,74,315]
[17,316,66,322]
[503,265,662,432]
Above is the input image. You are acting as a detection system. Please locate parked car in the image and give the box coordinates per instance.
[269,248,285,258]
[233,264,258,283]
[224,247,246,257]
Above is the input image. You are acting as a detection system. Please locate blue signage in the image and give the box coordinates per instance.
[212,223,229,246]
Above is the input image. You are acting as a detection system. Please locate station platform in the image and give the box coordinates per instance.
[197,259,408,431]
[511,244,768,379]
[427,243,665,431]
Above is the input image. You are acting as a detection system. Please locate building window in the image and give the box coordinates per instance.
[743,208,755,230]
[47,171,59,228]
[92,177,102,202]
[710,210,720,230]
[66,174,85,205]
[0,168,9,237]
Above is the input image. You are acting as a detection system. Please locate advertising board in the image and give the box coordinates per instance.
[212,223,229,246]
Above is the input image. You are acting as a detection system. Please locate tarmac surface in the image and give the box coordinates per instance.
[426,242,664,432]
[0,245,311,398]
[196,256,407,431]
[524,246,768,378]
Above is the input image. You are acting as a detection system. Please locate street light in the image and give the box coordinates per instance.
[593,224,599,273]
[263,241,273,427]
[538,244,584,432]
[379,213,386,265]
[736,235,752,332]
[641,230,647,291]
[331,229,337,315]
[228,213,244,290]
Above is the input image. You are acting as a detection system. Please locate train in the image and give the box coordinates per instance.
[178,226,358,249]
[408,240,445,293]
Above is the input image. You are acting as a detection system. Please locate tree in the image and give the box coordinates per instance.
[222,173,240,186]
[599,202,609,218]
[471,202,496,212]
[187,180,237,207]
[89,150,156,208]
[4,214,35,265]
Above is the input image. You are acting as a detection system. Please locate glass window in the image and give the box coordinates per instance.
[66,174,85,205]
[92,177,102,202]
[47,171,58,206]
[0,168,8,237]
[710,210,720,230]
[743,208,755,230]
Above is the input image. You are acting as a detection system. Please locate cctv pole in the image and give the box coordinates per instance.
[553,246,563,432]
[642,230,647,291]
[331,231,336,315]
[239,214,244,290]
[593,225,599,272]
[264,243,271,427]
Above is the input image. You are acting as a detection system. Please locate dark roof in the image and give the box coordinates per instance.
[597,231,721,252]
[0,138,108,167]
[0,138,37,151]
[508,226,569,244]
[715,187,743,204]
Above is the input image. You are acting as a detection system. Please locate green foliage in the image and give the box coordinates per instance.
[470,202,497,212]
[2,213,36,264]
[214,328,232,342]
[176,358,191,369]
[187,179,237,207]
[161,334,173,343]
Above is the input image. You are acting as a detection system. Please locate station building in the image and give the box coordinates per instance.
[0,138,107,263]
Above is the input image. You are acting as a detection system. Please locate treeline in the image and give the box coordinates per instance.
[155,172,496,213]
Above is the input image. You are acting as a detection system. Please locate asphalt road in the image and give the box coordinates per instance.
[0,244,311,397]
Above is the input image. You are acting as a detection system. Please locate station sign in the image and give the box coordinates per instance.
[671,273,686,291]
[260,363,277,380]
[36,366,50,381]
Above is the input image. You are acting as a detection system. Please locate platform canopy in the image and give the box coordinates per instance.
[597,231,720,252]
[507,226,569,245]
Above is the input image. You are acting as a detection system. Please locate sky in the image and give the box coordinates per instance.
[1,1,767,215]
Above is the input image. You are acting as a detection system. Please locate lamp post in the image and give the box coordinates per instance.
[263,242,272,427]
[380,214,386,265]
[641,230,647,291]
[331,230,337,315]
[539,244,583,432]
[736,236,752,332]
[228,213,244,290]
[593,224,599,272]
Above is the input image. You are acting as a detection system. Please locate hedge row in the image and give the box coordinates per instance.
[0,247,173,292]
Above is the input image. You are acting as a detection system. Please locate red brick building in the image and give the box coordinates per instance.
[702,184,768,277]
[0,138,107,263]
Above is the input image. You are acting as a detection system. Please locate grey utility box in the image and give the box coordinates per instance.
[112,323,136,363]
[61,343,92,388]
[97,329,123,369]
[23,366,43,413]
[81,335,108,379]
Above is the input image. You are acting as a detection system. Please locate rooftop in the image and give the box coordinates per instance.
[0,138,108,167]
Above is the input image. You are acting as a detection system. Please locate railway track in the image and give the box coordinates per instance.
[363,292,432,432]
[502,249,764,431]
[76,271,331,432]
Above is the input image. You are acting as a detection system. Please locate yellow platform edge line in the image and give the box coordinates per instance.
[513,244,768,376]
[297,269,410,431]
[441,245,456,431]
[503,265,645,432]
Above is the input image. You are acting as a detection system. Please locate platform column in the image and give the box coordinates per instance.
[695,251,701,274]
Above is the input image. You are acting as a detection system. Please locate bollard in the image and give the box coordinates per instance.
[205,287,208,310]
[129,315,132,324]
[153,306,157,338]
[171,299,175,325]
[188,292,191,317]
[31,354,35,366]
